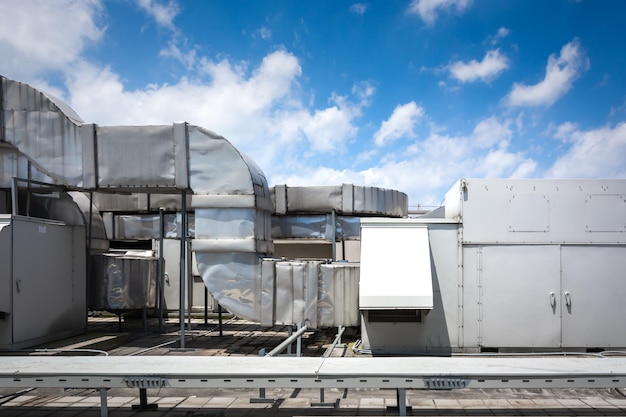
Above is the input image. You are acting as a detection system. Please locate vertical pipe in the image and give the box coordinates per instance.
[218,304,223,337]
[296,322,302,357]
[204,286,208,325]
[331,209,337,262]
[86,192,94,319]
[26,164,31,217]
[158,207,165,332]
[187,237,192,331]
[179,191,187,349]
[11,177,18,215]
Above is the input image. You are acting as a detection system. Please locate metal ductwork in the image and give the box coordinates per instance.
[0,75,408,330]
[1,75,273,324]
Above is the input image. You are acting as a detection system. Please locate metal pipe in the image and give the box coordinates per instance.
[296,323,302,357]
[218,304,223,337]
[158,207,165,332]
[331,209,336,262]
[187,237,192,331]
[86,191,94,319]
[204,286,208,325]
[323,326,345,358]
[179,191,187,349]
[11,177,17,215]
[265,325,308,357]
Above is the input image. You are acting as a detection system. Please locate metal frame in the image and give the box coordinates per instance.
[2,356,626,417]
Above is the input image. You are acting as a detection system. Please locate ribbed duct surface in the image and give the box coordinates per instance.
[0,75,380,328]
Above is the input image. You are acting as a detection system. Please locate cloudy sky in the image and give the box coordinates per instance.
[1,0,625,208]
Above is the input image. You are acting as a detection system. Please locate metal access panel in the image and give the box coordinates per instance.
[360,219,433,309]
[561,245,626,348]
[0,216,86,349]
[477,245,561,348]
[445,179,626,244]
[0,218,11,345]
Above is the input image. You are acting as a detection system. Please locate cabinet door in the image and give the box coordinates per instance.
[0,222,12,346]
[12,220,73,344]
[479,245,561,348]
[561,246,626,348]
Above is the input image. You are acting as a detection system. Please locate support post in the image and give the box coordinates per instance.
[132,388,158,411]
[99,388,108,417]
[397,388,407,416]
[250,387,274,404]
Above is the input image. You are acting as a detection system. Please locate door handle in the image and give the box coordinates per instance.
[564,291,572,307]
[550,291,556,308]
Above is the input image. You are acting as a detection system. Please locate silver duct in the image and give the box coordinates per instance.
[1,75,406,328]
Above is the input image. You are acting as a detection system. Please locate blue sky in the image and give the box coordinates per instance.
[1,0,625,208]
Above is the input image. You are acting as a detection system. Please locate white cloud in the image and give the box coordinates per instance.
[137,0,180,31]
[301,94,359,152]
[159,41,197,69]
[407,0,472,25]
[547,122,626,177]
[349,3,369,14]
[504,38,587,107]
[0,0,104,80]
[490,27,510,45]
[277,116,535,207]
[449,49,509,83]
[471,116,511,148]
[374,102,424,146]
[65,50,368,172]
[256,26,272,40]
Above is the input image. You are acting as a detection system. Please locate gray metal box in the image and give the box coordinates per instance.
[0,216,86,349]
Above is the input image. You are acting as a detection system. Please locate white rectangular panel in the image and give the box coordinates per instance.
[359,219,433,309]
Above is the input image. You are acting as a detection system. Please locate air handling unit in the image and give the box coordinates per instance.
[359,178,626,354]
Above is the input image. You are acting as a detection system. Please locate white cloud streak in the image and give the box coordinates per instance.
[547,122,626,177]
[449,49,509,83]
[136,0,180,31]
[349,3,369,15]
[374,102,424,146]
[504,38,587,107]
[407,0,472,25]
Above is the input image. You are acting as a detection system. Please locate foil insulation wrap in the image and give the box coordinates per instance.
[90,253,158,311]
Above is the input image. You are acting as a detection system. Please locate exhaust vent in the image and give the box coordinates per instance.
[366,309,422,323]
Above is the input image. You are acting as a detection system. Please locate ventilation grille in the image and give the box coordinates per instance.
[366,309,422,323]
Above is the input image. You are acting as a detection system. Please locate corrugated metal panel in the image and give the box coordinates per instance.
[272,184,408,217]
[319,263,360,327]
[2,78,84,186]
[96,125,176,188]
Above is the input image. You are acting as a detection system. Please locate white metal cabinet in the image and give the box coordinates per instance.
[561,246,626,348]
[478,245,561,348]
